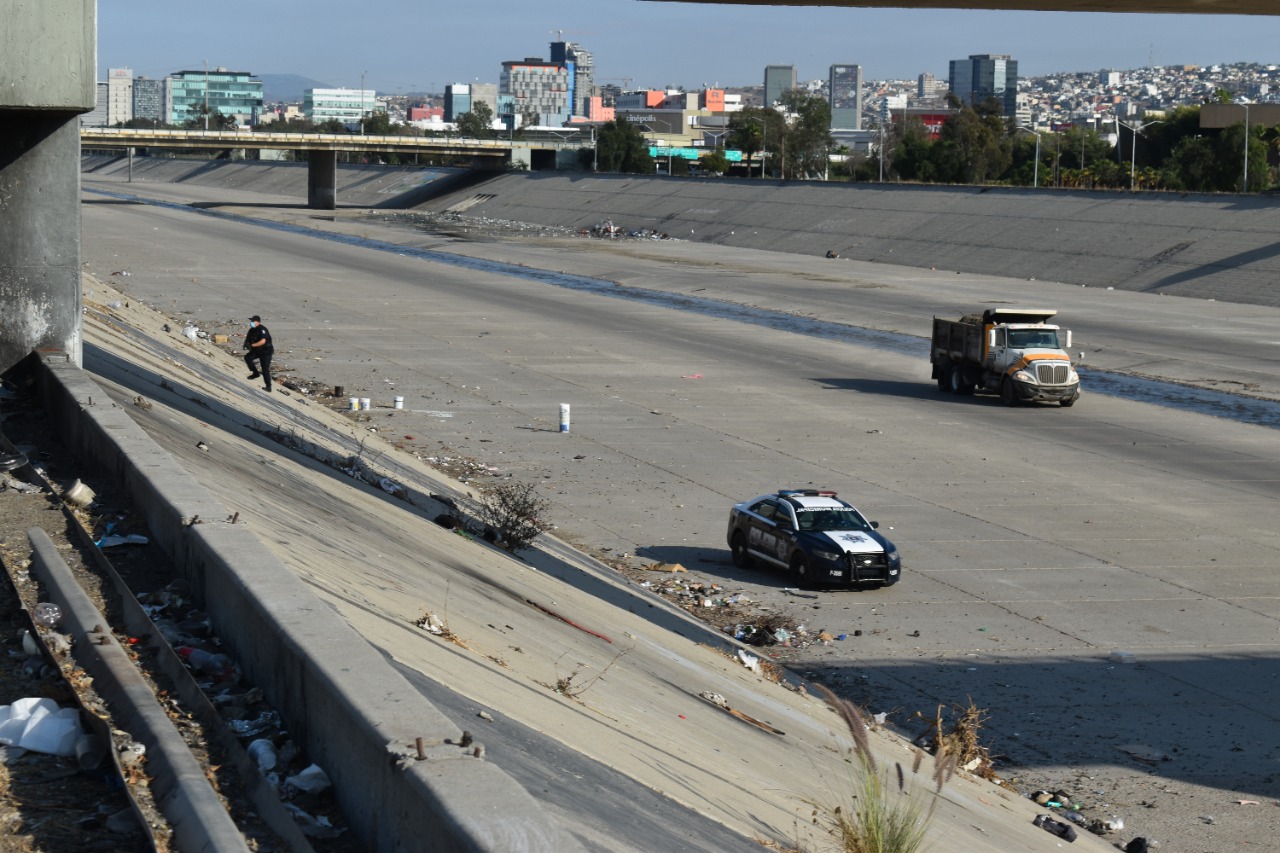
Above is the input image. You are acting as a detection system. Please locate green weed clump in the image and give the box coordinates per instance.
[813,685,947,853]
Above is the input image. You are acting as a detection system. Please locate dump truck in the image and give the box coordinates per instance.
[931,308,1080,407]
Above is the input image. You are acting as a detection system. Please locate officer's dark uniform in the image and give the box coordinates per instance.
[244,315,274,392]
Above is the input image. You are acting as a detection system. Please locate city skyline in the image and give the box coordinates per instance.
[99,1,1280,94]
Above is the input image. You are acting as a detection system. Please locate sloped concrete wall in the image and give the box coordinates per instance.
[81,158,1280,308]
[416,172,1280,307]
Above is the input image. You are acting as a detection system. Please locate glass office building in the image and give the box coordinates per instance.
[948,54,1018,117]
[166,68,264,125]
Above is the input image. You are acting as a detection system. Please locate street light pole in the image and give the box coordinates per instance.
[1241,102,1251,193]
[1120,119,1162,191]
[878,122,884,182]
[1017,126,1040,188]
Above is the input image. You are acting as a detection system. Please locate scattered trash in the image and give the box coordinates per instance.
[1124,839,1149,853]
[285,763,332,795]
[177,647,238,683]
[247,738,278,772]
[226,711,280,738]
[97,533,150,548]
[0,697,84,757]
[182,325,200,341]
[33,603,62,629]
[1199,815,1215,825]
[1109,649,1136,664]
[648,562,688,573]
[133,395,153,410]
[1032,813,1077,842]
[680,373,703,379]
[736,650,760,673]
[282,802,345,838]
[378,477,405,497]
[873,712,888,725]
[415,612,446,635]
[1237,799,1260,805]
[64,479,95,507]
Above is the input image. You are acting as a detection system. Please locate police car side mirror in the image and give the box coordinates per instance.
[870,521,880,529]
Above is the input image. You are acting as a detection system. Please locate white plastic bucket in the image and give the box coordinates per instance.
[348,397,359,411]
[393,396,404,410]
[559,403,571,433]
[360,398,372,411]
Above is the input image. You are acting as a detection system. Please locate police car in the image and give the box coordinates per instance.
[727,489,901,589]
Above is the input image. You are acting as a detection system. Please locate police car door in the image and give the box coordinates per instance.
[746,499,783,564]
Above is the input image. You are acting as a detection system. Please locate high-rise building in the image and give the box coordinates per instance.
[829,64,862,130]
[107,67,133,126]
[444,84,472,122]
[918,73,947,100]
[763,65,797,110]
[132,77,164,124]
[79,82,109,128]
[444,83,498,123]
[550,41,595,117]
[165,68,264,126]
[500,58,571,126]
[948,54,1018,116]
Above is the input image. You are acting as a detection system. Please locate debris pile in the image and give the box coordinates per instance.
[137,580,348,839]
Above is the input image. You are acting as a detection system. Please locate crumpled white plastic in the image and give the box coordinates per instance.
[0,697,83,757]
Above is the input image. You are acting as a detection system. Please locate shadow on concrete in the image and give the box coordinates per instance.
[1141,239,1280,292]
[636,543,813,591]
[809,652,1280,802]
[187,201,312,210]
[813,376,967,402]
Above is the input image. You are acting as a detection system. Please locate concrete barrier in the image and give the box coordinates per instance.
[34,351,577,852]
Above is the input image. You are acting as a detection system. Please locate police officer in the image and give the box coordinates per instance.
[244,315,274,392]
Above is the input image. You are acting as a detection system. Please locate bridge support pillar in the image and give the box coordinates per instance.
[308,151,337,210]
[1,111,83,371]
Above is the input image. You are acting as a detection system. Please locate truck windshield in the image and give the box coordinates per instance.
[1007,329,1059,348]
[796,508,871,532]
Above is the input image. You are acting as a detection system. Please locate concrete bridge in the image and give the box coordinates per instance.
[80,127,590,209]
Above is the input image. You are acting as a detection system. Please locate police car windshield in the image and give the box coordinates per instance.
[796,508,870,532]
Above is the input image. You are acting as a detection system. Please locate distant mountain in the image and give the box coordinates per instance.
[259,73,334,104]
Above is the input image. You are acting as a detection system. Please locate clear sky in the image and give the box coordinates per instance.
[99,1,1280,92]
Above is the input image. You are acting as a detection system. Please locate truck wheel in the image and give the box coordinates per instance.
[937,368,951,393]
[1000,378,1017,407]
[730,532,753,569]
[790,555,813,589]
[1059,397,1076,408]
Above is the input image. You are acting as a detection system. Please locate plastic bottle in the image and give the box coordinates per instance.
[33,603,62,629]
[178,647,236,682]
[247,738,278,772]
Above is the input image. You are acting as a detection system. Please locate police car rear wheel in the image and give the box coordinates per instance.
[730,532,752,569]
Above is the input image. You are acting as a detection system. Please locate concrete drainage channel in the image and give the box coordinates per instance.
[6,384,337,849]
[22,351,577,852]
